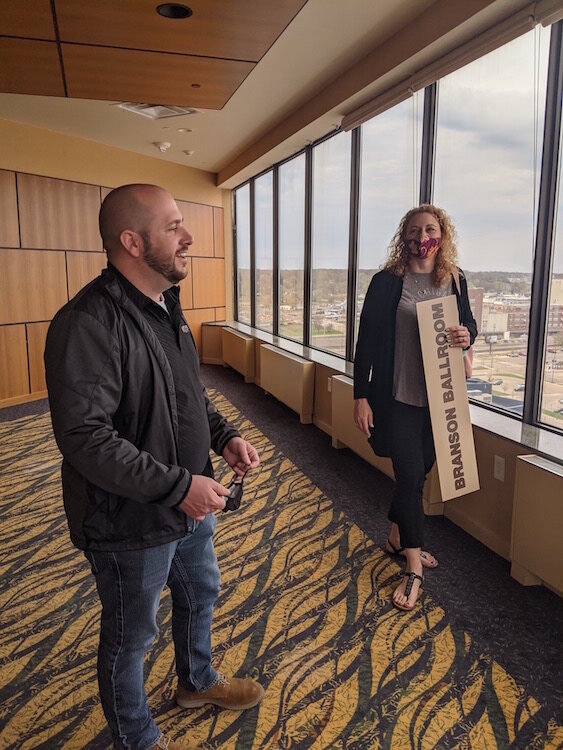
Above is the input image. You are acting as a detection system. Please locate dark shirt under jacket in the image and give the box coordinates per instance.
[113,266,213,476]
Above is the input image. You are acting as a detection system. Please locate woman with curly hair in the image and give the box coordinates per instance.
[353,205,477,611]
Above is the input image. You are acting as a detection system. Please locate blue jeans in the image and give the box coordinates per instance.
[85,513,220,750]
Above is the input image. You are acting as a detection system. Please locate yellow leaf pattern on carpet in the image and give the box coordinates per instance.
[0,398,560,749]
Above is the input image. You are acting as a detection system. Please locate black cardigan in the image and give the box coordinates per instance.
[353,269,478,457]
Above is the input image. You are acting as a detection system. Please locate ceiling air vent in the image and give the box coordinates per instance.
[116,103,200,119]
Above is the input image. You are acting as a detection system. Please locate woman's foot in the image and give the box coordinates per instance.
[385,527,438,568]
[393,568,424,611]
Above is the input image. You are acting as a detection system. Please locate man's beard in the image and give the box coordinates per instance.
[140,233,187,284]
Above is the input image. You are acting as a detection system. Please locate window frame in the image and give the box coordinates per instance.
[231,20,563,437]
[525,22,563,426]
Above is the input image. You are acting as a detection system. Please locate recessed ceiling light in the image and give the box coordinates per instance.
[183,150,195,156]
[156,4,192,20]
[177,127,192,132]
[191,83,201,88]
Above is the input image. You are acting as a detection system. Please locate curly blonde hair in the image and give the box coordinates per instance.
[384,204,458,287]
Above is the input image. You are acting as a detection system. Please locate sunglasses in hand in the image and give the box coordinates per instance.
[223,471,247,512]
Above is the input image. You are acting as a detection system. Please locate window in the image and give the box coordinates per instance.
[255,172,274,332]
[540,106,563,428]
[355,94,423,345]
[279,154,306,342]
[235,185,251,324]
[434,27,550,416]
[232,22,562,440]
[310,131,351,356]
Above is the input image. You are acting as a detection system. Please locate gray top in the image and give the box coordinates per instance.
[393,272,453,407]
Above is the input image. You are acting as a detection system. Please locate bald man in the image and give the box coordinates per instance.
[45,184,263,750]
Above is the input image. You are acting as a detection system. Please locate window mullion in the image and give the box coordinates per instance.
[250,181,256,329]
[303,146,313,346]
[420,82,438,205]
[346,128,361,360]
[524,21,563,424]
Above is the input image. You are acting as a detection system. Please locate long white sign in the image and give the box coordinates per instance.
[417,295,480,501]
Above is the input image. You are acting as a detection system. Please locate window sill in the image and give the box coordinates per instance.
[211,321,563,465]
[210,320,354,377]
[468,403,563,464]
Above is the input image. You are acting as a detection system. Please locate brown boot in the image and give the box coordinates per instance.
[150,734,194,750]
[176,674,264,710]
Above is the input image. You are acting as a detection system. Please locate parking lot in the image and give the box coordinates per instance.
[471,338,563,425]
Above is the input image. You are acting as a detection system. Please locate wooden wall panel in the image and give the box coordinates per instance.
[18,173,102,251]
[183,308,216,355]
[0,172,228,404]
[0,170,20,248]
[213,207,225,257]
[0,249,67,324]
[178,259,193,310]
[0,325,29,400]
[192,258,226,308]
[66,251,107,299]
[27,321,50,393]
[215,307,226,321]
[177,200,214,257]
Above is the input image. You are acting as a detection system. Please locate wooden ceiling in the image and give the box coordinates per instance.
[0,0,308,108]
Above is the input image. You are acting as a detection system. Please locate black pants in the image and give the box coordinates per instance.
[387,399,435,549]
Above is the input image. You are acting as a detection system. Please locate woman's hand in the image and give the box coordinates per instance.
[447,325,470,349]
[354,398,373,437]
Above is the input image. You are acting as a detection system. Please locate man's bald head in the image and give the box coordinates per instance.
[99,184,169,256]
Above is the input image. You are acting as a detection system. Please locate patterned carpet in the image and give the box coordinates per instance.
[0,391,562,749]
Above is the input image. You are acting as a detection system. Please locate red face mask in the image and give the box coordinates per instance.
[408,236,441,259]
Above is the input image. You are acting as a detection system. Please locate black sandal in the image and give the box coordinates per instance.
[393,571,423,611]
[385,537,405,558]
[385,538,438,569]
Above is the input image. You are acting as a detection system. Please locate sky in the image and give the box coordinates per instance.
[237,24,562,277]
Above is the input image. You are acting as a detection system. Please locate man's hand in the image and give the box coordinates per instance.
[178,475,231,521]
[354,398,373,438]
[222,436,260,477]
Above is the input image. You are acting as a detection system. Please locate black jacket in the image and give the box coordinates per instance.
[44,267,239,551]
[353,269,478,457]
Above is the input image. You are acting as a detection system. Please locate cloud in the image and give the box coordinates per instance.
[238,25,562,274]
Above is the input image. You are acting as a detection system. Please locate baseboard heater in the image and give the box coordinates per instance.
[511,454,563,595]
[331,375,394,478]
[260,344,314,424]
[221,328,255,383]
